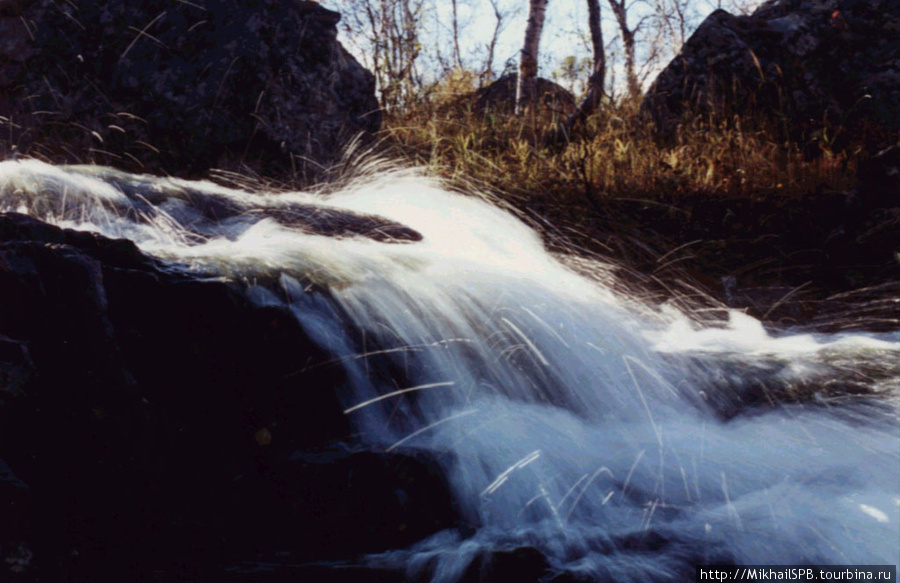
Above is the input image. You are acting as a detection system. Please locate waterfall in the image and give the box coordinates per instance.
[2,159,898,580]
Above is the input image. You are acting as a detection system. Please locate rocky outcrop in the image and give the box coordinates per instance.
[472,74,576,116]
[0,212,456,581]
[642,0,900,152]
[0,1,380,181]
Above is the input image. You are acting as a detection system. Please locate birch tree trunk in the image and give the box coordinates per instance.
[451,0,463,68]
[482,0,504,85]
[515,0,548,115]
[555,0,605,141]
[608,0,640,99]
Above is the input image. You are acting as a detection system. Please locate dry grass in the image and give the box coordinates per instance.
[379,96,857,229]
[371,93,900,328]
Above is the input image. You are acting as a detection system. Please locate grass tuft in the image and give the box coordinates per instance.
[382,96,857,214]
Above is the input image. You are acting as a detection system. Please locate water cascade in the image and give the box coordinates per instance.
[1,159,898,581]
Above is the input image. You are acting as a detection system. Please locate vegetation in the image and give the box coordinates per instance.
[376,88,854,241]
[328,0,857,250]
[363,83,894,329]
[325,0,896,326]
[384,94,853,205]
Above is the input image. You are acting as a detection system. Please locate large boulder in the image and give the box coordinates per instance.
[0,0,380,181]
[642,0,900,152]
[472,74,576,116]
[0,211,456,581]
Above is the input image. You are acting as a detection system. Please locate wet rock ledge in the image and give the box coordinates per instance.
[0,212,457,582]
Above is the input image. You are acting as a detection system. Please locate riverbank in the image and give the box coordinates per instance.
[379,101,899,331]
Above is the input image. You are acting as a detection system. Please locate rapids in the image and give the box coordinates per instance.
[1,159,898,580]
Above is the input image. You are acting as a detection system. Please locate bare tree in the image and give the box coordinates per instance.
[451,0,463,68]
[515,0,549,115]
[708,0,763,15]
[606,0,640,99]
[584,0,605,107]
[336,0,426,111]
[554,0,605,139]
[481,0,506,85]
[664,0,691,47]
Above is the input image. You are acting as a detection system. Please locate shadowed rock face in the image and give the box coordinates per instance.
[0,212,454,582]
[642,0,900,152]
[473,74,576,116]
[0,0,381,181]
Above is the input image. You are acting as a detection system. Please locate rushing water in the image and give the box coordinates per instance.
[1,159,898,580]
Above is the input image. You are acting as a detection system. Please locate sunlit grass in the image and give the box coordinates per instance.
[379,96,856,228]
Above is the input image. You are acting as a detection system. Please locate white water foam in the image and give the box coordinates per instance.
[2,159,898,579]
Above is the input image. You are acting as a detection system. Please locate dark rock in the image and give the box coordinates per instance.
[230,448,459,559]
[0,0,380,182]
[0,0,25,17]
[460,546,550,583]
[261,207,424,243]
[0,458,28,552]
[857,145,900,206]
[0,212,456,581]
[473,74,576,116]
[642,0,900,152]
[0,334,32,399]
[222,563,408,583]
